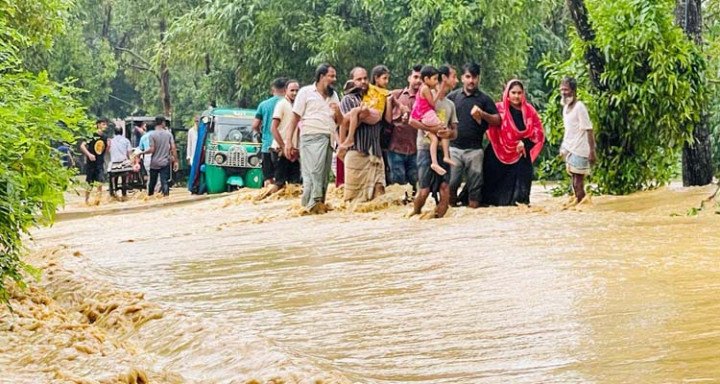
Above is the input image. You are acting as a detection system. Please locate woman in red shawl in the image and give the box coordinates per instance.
[481,79,544,206]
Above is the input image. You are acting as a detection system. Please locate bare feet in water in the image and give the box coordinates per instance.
[404,210,417,218]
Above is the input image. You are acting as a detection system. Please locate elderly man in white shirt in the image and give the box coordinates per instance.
[560,76,596,203]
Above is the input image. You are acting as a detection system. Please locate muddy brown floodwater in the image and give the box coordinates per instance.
[5,183,720,383]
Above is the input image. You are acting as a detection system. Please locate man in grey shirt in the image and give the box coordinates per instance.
[409,64,459,218]
[139,116,178,196]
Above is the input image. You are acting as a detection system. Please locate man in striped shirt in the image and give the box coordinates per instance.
[339,66,391,202]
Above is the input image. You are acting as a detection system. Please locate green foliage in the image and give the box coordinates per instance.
[48,25,119,115]
[1,0,70,50]
[20,0,122,118]
[542,0,706,195]
[1,0,90,304]
[525,1,570,181]
[167,0,559,109]
[39,0,563,123]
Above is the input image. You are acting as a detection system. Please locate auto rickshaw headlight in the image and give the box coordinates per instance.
[248,155,260,167]
[214,153,227,165]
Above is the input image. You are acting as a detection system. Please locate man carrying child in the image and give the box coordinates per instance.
[339,66,393,202]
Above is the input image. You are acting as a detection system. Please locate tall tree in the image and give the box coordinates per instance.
[24,0,135,118]
[113,0,208,121]
[676,0,714,186]
[564,0,605,90]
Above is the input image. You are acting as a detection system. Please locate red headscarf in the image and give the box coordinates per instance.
[486,80,544,164]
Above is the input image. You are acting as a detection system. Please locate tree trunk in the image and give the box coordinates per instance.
[160,60,171,117]
[565,0,606,91]
[682,114,713,185]
[676,0,714,186]
[159,20,172,118]
[102,5,112,39]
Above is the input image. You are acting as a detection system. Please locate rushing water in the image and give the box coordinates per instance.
[26,184,720,383]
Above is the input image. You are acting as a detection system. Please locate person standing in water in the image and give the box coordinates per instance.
[107,125,133,199]
[284,64,342,213]
[265,79,302,196]
[80,118,109,204]
[410,65,456,176]
[253,78,287,187]
[339,66,389,203]
[482,79,545,206]
[559,76,596,203]
[387,65,423,193]
[410,64,458,218]
[139,116,178,197]
[447,63,501,208]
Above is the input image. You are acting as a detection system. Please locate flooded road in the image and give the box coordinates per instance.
[23,184,720,383]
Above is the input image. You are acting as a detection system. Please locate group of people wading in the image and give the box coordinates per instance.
[253,62,596,217]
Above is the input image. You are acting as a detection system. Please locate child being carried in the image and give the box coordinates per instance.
[411,65,456,175]
[337,72,390,160]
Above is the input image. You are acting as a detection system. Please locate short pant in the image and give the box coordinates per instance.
[86,161,105,184]
[271,151,301,187]
[417,149,450,190]
[565,153,591,175]
[262,152,275,180]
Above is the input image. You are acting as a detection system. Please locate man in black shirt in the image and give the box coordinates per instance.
[447,63,501,208]
[80,118,109,204]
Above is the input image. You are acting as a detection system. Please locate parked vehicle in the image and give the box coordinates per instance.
[187,108,264,194]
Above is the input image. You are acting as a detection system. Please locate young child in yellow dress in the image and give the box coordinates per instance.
[338,66,391,159]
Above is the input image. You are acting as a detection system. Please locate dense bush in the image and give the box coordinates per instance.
[1,0,89,304]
